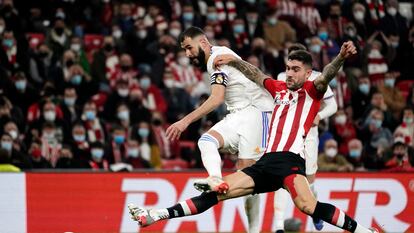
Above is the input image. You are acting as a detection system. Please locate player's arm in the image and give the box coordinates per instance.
[313,41,357,93]
[214,54,268,87]
[318,96,338,119]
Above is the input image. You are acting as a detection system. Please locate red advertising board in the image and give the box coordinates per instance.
[23,172,414,232]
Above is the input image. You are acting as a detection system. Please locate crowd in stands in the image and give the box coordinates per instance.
[0,0,413,172]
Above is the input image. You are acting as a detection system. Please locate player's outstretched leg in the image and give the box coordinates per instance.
[273,188,289,233]
[284,174,379,233]
[244,194,260,233]
[308,175,324,230]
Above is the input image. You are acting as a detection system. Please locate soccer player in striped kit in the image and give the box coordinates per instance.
[166,26,274,233]
[129,41,379,233]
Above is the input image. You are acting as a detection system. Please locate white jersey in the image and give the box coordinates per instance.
[207,46,274,111]
[276,71,334,100]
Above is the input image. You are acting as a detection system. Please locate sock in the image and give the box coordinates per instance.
[165,192,219,219]
[312,202,371,233]
[198,133,222,177]
[274,189,289,230]
[244,194,261,233]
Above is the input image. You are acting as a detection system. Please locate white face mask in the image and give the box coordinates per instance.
[0,25,5,34]
[117,88,129,97]
[169,28,181,38]
[44,110,56,121]
[70,43,81,52]
[387,7,397,16]
[8,130,18,140]
[353,11,364,21]
[137,30,147,39]
[335,115,347,125]
[178,57,190,66]
[325,148,338,157]
[164,79,175,88]
[113,30,122,39]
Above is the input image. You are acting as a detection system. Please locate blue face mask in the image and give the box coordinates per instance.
[85,111,96,120]
[71,75,82,85]
[1,141,12,151]
[128,148,140,158]
[207,14,217,21]
[233,24,244,34]
[73,134,85,142]
[15,80,27,90]
[384,78,395,88]
[114,135,125,144]
[349,149,361,158]
[183,12,194,21]
[117,110,129,121]
[91,148,104,159]
[139,78,151,90]
[310,44,321,54]
[138,128,150,138]
[358,83,370,94]
[268,18,277,26]
[371,119,382,128]
[2,39,13,48]
[318,31,328,41]
[64,97,76,106]
[329,78,338,88]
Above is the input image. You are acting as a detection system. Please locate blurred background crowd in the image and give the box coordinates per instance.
[0,0,413,172]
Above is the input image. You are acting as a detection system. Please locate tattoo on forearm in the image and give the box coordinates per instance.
[227,59,266,86]
[315,55,345,92]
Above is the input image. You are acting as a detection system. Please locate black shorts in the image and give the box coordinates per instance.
[241,152,306,194]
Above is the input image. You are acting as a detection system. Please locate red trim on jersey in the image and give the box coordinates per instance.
[284,174,298,199]
[270,94,293,152]
[283,91,306,151]
[303,99,321,136]
[304,80,324,100]
[266,104,280,152]
[332,208,340,225]
[186,199,198,214]
[263,78,286,98]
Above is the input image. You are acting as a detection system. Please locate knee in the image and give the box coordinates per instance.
[198,133,219,148]
[295,196,317,215]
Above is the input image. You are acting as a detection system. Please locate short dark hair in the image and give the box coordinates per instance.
[178,26,205,43]
[287,50,313,68]
[288,43,307,54]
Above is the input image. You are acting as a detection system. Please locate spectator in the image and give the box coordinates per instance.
[103,79,132,121]
[0,133,31,170]
[263,8,296,52]
[38,122,62,167]
[133,121,162,169]
[0,0,23,36]
[137,73,167,114]
[125,19,154,65]
[229,17,250,56]
[0,96,25,133]
[296,0,321,35]
[180,4,202,30]
[55,145,77,169]
[1,30,28,72]
[115,2,134,34]
[114,103,132,133]
[244,5,264,40]
[89,141,109,170]
[346,139,366,171]
[350,3,370,39]
[28,43,55,87]
[332,109,357,155]
[380,0,409,42]
[318,139,354,172]
[91,36,119,83]
[69,36,90,75]
[28,140,51,169]
[106,125,128,164]
[378,71,406,120]
[61,87,80,125]
[382,141,414,171]
[81,101,107,144]
[128,88,152,125]
[394,108,414,147]
[3,121,24,152]
[351,75,377,121]
[361,92,396,130]
[109,53,138,89]
[69,123,90,168]
[126,139,151,169]
[6,72,40,116]
[0,148,20,172]
[326,1,348,41]
[46,17,72,60]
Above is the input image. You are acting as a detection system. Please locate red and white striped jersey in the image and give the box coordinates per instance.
[264,79,324,157]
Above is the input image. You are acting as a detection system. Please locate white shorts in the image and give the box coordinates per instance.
[211,106,271,160]
[304,126,319,175]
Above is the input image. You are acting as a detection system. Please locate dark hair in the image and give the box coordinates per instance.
[287,50,313,68]
[288,43,307,54]
[178,26,205,43]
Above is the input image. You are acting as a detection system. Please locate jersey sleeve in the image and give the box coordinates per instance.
[210,71,229,87]
[304,81,324,100]
[323,85,334,99]
[263,78,286,98]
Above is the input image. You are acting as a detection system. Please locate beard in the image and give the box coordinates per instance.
[189,47,207,71]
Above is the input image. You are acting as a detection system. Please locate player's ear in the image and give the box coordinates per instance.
[199,36,209,49]
[305,67,312,79]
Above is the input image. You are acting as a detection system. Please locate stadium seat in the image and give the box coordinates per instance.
[26,33,45,49]
[161,159,189,170]
[83,34,104,52]
[396,80,414,101]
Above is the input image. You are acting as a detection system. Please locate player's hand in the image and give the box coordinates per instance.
[213,54,238,70]
[339,41,357,59]
[312,114,321,127]
[166,119,189,141]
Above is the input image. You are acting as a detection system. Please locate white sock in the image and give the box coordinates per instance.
[244,194,261,233]
[274,189,289,230]
[354,223,372,233]
[197,133,222,177]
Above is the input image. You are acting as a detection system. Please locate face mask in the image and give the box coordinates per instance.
[353,11,364,21]
[0,25,4,34]
[71,75,82,85]
[117,88,129,97]
[73,134,85,142]
[164,79,175,88]
[347,29,356,37]
[128,148,140,158]
[349,149,361,158]
[91,148,104,159]
[329,78,338,88]
[15,80,27,90]
[318,31,328,41]
[139,78,151,90]
[113,30,122,39]
[310,44,321,53]
[390,42,399,48]
[85,110,96,120]
[178,57,190,66]
[31,148,42,158]
[120,65,131,72]
[169,28,181,38]
[2,39,14,48]
[396,153,405,159]
[233,24,244,34]
[8,130,18,140]
[138,128,150,138]
[137,30,147,39]
[403,117,413,124]
[117,110,129,121]
[64,97,76,106]
[70,43,81,52]
[104,43,113,52]
[325,148,337,157]
[384,78,395,88]
[268,18,277,26]
[247,15,258,24]
[114,135,125,144]
[207,14,217,21]
[44,110,56,121]
[183,12,194,21]
[335,115,347,125]
[1,141,12,151]
[358,83,370,94]
[39,51,49,58]
[43,132,55,140]
[387,7,397,16]
[55,27,64,36]
[371,119,382,128]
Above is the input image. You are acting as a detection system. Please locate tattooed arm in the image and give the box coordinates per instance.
[214,54,269,87]
[314,41,357,93]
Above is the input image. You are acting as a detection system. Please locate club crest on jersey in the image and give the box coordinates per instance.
[274,91,290,105]
[215,74,224,84]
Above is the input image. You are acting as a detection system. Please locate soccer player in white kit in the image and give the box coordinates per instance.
[166,26,274,233]
[274,44,338,232]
